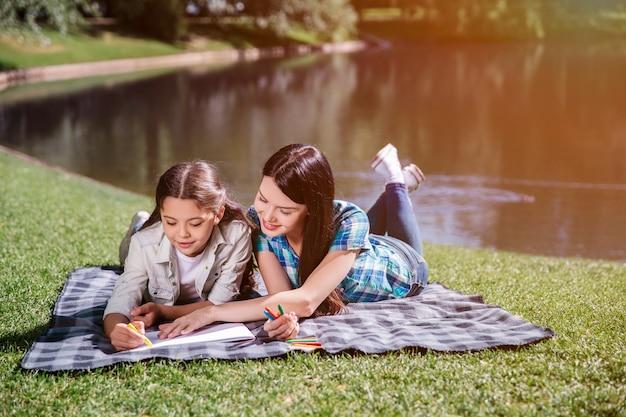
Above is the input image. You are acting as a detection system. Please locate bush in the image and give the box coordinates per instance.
[111,0,187,43]
[258,0,358,42]
[0,0,98,38]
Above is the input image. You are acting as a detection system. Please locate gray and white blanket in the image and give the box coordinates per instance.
[21,267,555,372]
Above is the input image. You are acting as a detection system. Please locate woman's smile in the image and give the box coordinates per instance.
[262,220,280,232]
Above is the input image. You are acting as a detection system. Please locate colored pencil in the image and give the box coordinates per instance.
[264,306,279,319]
[288,342,322,347]
[286,337,317,342]
[127,323,153,347]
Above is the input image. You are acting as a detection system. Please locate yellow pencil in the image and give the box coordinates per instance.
[127,322,153,347]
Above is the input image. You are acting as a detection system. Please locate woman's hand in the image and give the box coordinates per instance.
[264,311,299,340]
[130,302,162,328]
[157,306,215,339]
[109,320,147,351]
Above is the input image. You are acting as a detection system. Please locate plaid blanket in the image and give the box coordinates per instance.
[21,267,555,372]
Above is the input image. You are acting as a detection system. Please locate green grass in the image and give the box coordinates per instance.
[0,149,624,416]
[0,29,184,70]
[0,23,325,70]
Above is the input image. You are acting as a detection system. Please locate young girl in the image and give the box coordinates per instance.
[103,161,254,351]
[157,143,428,341]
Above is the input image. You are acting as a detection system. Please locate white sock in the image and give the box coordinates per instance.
[387,167,404,185]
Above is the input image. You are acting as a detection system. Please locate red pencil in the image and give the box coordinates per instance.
[264,306,279,319]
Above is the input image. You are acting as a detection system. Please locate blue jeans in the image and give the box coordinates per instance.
[367,183,428,290]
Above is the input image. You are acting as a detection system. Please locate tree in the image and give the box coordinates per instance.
[0,0,98,36]
[109,0,187,43]
[185,0,244,16]
[255,0,358,42]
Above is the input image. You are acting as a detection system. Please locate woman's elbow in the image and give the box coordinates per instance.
[278,286,331,317]
[298,303,317,318]
[301,294,329,318]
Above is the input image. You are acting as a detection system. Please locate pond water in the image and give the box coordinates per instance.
[1,40,625,262]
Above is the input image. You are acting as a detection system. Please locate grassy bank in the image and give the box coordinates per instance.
[0,29,182,70]
[0,22,320,71]
[0,148,624,416]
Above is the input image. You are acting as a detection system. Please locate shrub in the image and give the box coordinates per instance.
[110,0,187,43]
[257,0,358,42]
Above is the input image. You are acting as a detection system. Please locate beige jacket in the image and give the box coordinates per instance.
[103,219,252,319]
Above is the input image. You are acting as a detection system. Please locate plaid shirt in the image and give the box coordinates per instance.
[247,201,417,303]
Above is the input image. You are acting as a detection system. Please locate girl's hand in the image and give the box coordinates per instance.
[109,320,147,351]
[157,306,214,339]
[264,311,299,340]
[130,302,162,327]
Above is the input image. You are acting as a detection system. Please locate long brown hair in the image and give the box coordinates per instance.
[142,161,256,295]
[261,144,345,316]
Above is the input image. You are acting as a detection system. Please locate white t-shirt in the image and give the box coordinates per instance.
[175,248,205,304]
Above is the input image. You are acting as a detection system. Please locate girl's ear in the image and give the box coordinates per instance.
[216,205,226,223]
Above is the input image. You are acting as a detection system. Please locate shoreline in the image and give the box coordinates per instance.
[0,40,367,92]
[0,144,146,198]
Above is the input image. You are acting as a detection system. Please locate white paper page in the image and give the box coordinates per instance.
[134,322,254,350]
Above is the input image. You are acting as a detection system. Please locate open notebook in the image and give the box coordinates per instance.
[134,322,255,351]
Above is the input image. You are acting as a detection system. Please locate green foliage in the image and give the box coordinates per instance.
[0,0,98,37]
[110,0,188,43]
[258,0,358,42]
[188,0,242,16]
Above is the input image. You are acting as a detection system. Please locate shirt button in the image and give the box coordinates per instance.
[171,282,176,286]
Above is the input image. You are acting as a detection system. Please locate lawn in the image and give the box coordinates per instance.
[0,29,184,70]
[0,148,624,416]
[0,22,321,71]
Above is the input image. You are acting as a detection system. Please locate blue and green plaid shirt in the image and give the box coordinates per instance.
[247,200,416,303]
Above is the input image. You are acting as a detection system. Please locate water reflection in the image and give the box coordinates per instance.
[1,41,625,262]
